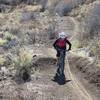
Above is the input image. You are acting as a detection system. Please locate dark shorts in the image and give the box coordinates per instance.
[56,50,60,57]
[56,48,66,57]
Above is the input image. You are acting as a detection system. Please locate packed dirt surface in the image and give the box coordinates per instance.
[0,48,97,100]
[69,54,100,100]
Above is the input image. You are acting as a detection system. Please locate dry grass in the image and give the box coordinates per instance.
[14,48,33,70]
[0,38,7,45]
[0,55,6,65]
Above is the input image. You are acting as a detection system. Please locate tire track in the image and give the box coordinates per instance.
[46,48,92,100]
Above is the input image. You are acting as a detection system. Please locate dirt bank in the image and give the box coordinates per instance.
[69,54,100,100]
[0,48,94,100]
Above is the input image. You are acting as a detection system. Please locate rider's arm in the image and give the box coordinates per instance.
[53,39,58,49]
[66,39,72,51]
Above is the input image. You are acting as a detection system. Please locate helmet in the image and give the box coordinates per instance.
[58,32,66,39]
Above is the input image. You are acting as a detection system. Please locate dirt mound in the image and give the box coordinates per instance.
[34,57,57,73]
[69,55,100,99]
[35,57,56,66]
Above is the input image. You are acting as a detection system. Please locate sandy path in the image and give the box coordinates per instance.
[42,48,93,100]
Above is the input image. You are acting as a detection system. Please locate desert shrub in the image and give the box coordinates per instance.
[0,4,12,13]
[46,23,56,39]
[55,0,86,16]
[79,2,100,40]
[13,48,33,81]
[0,55,6,66]
[89,38,100,57]
[14,48,33,69]
[20,11,35,22]
[0,0,21,5]
[71,40,82,50]
[26,31,36,44]
[4,31,17,41]
[2,31,18,49]
[0,38,7,46]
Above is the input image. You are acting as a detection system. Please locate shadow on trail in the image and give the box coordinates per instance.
[52,74,71,85]
[53,79,72,85]
[36,57,71,85]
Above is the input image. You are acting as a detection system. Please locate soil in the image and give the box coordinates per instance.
[69,54,100,100]
[0,48,98,100]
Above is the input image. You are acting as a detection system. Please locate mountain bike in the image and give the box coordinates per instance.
[53,49,68,85]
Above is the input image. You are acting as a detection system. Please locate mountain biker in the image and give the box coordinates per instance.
[53,31,72,83]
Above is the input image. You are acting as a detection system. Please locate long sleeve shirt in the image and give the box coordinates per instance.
[53,38,72,50]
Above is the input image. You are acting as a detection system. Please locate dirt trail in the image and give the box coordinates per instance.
[0,47,93,100]
[66,56,92,100]
[43,48,93,100]
[20,17,93,100]
[0,17,94,100]
[28,16,93,100]
[40,17,93,100]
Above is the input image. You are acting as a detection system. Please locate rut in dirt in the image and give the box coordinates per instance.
[31,54,93,100]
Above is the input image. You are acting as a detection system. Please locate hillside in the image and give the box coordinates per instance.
[0,0,100,100]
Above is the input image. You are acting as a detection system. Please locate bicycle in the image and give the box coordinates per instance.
[53,49,69,85]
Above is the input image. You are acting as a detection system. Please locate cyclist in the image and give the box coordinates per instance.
[53,31,72,83]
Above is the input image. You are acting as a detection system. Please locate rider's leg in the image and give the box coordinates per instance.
[56,50,64,75]
[53,50,60,80]
[59,50,66,75]
[53,50,66,83]
[56,50,60,75]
